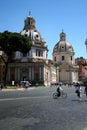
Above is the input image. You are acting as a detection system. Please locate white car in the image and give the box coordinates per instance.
[20,81,31,87]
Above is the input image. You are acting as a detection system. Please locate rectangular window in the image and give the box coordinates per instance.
[23,53,27,57]
[62,56,64,61]
[71,56,72,60]
[36,49,43,57]
[54,57,56,61]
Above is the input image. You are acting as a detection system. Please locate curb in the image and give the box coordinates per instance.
[0,87,35,91]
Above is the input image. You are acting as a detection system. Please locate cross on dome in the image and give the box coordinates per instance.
[29,11,31,16]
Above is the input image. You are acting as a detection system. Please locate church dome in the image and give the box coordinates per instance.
[21,29,44,43]
[53,31,74,54]
[20,13,45,45]
[18,13,48,60]
[53,31,75,65]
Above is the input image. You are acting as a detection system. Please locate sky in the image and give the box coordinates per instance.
[0,0,87,59]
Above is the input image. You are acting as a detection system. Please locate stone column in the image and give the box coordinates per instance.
[40,65,44,80]
[15,68,18,81]
[18,68,20,81]
[7,67,10,82]
[29,67,32,80]
[32,66,34,80]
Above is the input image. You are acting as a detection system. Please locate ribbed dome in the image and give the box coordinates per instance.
[21,29,44,42]
[53,31,74,54]
[20,14,45,45]
[53,41,74,53]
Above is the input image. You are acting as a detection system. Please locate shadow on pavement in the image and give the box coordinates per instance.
[72,99,87,102]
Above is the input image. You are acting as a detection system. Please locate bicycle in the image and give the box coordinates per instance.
[53,91,67,99]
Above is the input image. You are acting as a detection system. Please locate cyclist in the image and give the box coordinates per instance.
[57,84,63,97]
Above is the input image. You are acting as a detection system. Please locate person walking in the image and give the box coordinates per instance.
[84,82,87,98]
[84,86,87,97]
[75,83,82,101]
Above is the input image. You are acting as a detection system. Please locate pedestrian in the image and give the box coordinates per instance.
[84,86,87,98]
[1,85,3,89]
[75,83,82,101]
[84,82,87,98]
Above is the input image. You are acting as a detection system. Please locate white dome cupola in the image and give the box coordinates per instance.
[53,31,75,65]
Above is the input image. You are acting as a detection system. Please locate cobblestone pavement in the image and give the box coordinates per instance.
[0,85,87,130]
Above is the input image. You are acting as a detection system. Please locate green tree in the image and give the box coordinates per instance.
[0,31,32,86]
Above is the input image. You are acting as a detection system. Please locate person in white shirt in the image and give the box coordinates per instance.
[56,84,63,97]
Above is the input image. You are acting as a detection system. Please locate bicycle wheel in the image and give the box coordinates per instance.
[61,92,67,98]
[53,92,58,99]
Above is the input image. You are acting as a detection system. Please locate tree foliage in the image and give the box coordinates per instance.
[0,31,32,56]
[0,30,32,86]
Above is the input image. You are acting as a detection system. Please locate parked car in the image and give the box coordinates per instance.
[19,81,31,88]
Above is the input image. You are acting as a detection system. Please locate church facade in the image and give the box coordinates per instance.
[53,31,78,83]
[0,14,79,86]
[6,14,58,86]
